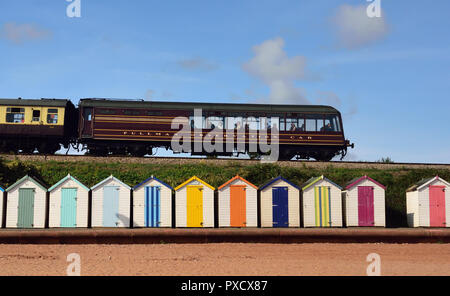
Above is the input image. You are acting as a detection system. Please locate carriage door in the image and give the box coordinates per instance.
[18,189,35,228]
[430,186,446,227]
[61,188,77,227]
[145,186,161,227]
[82,107,93,137]
[315,186,331,227]
[230,185,246,227]
[358,187,375,227]
[187,185,203,227]
[103,186,120,227]
[272,187,289,228]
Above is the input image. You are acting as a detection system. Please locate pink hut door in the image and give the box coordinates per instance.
[429,186,446,227]
[358,187,375,226]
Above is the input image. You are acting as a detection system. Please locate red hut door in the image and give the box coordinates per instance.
[358,187,375,226]
[429,186,446,227]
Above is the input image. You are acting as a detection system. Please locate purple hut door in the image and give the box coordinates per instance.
[358,187,375,226]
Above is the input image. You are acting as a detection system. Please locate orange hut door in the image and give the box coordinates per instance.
[230,185,246,227]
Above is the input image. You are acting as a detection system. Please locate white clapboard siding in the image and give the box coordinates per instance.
[6,177,47,228]
[259,177,300,228]
[218,177,258,228]
[48,176,89,228]
[175,177,215,228]
[407,177,450,228]
[302,177,342,228]
[91,176,131,228]
[133,178,173,228]
[343,177,386,227]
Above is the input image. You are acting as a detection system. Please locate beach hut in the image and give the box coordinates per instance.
[133,176,173,228]
[259,176,300,228]
[175,176,215,228]
[342,176,386,227]
[218,175,258,228]
[48,174,90,228]
[406,176,450,228]
[302,176,343,228]
[5,175,47,228]
[91,175,131,228]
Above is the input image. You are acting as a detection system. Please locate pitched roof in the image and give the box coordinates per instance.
[301,175,342,191]
[91,175,131,190]
[133,176,173,190]
[0,186,4,192]
[345,175,386,190]
[259,176,300,191]
[174,176,215,191]
[218,175,258,190]
[48,174,90,192]
[407,176,450,192]
[6,175,47,192]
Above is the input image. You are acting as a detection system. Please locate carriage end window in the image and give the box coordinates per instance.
[47,109,59,124]
[6,107,25,123]
[32,110,41,122]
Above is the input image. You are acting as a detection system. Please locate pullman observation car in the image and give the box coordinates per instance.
[0,98,77,154]
[78,99,353,161]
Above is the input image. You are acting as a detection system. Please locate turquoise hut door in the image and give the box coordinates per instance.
[61,188,77,227]
[18,188,34,228]
[103,186,119,227]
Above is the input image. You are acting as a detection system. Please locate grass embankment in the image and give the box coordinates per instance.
[1,157,449,228]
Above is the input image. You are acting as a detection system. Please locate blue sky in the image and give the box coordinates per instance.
[0,0,449,162]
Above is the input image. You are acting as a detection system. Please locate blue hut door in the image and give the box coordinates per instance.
[103,186,120,227]
[272,187,289,227]
[145,186,161,227]
[61,188,77,227]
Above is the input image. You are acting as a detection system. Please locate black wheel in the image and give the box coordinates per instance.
[314,152,334,162]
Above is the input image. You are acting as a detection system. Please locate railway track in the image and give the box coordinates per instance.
[1,154,450,170]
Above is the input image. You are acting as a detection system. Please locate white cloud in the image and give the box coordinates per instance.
[243,37,309,104]
[1,22,52,44]
[316,90,342,107]
[332,4,389,49]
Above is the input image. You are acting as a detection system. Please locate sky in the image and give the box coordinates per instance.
[0,0,449,162]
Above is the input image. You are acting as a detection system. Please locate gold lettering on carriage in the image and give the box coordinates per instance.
[171,109,279,162]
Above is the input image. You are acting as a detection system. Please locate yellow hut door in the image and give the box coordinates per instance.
[187,185,203,227]
[314,186,331,227]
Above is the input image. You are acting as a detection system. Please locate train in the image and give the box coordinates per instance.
[0,98,354,161]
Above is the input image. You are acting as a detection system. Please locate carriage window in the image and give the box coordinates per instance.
[286,118,299,131]
[245,117,260,130]
[268,117,279,130]
[305,114,324,132]
[6,108,25,123]
[47,109,58,124]
[206,117,224,129]
[32,110,41,122]
[324,115,341,132]
[189,116,204,129]
[226,117,243,129]
[97,109,117,115]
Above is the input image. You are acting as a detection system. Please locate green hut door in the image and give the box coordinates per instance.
[18,188,35,228]
[61,188,77,227]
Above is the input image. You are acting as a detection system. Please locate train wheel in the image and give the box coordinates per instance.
[39,143,60,155]
[314,152,334,162]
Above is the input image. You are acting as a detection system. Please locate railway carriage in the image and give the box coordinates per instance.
[0,98,77,154]
[78,99,352,160]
